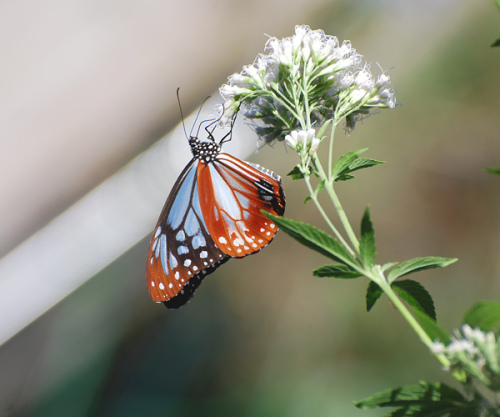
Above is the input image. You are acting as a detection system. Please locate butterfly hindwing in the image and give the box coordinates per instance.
[197,153,286,257]
[146,159,229,307]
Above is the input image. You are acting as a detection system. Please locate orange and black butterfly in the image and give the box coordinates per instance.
[146,105,285,308]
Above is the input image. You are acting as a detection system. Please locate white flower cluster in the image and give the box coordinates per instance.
[219,25,396,144]
[285,128,320,156]
[431,324,500,389]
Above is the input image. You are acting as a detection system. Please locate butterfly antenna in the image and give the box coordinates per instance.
[219,103,240,145]
[191,96,212,139]
[176,88,189,140]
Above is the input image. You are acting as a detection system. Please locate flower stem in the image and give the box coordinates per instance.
[311,152,360,252]
[303,174,356,257]
[370,267,451,368]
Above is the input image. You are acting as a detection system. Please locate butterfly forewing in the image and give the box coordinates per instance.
[197,153,285,257]
[146,159,229,305]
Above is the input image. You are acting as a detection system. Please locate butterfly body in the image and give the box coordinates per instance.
[146,131,285,308]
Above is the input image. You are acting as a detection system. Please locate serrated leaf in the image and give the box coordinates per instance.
[263,213,357,268]
[360,207,376,268]
[388,257,458,283]
[393,280,436,321]
[345,157,385,173]
[331,149,367,179]
[313,265,362,279]
[354,381,481,415]
[464,301,500,334]
[485,166,500,175]
[413,309,451,344]
[366,281,383,312]
[287,165,305,180]
[335,174,355,182]
[331,149,384,182]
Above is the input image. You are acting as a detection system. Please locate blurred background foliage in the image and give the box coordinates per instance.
[1,1,500,416]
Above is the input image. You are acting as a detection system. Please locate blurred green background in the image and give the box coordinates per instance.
[1,1,500,416]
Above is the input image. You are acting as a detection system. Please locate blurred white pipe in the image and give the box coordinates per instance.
[0,97,258,346]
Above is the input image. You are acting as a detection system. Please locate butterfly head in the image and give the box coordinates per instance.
[189,136,222,164]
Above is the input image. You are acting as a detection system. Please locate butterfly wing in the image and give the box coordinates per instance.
[197,153,286,257]
[146,159,229,308]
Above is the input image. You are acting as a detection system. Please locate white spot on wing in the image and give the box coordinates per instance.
[160,234,168,274]
[170,253,178,268]
[233,237,244,246]
[178,246,189,255]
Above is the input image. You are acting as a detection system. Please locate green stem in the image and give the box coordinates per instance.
[303,174,356,257]
[328,122,335,182]
[268,85,305,127]
[371,268,451,368]
[301,67,312,128]
[311,153,360,252]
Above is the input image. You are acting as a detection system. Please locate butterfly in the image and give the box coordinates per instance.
[146,104,286,309]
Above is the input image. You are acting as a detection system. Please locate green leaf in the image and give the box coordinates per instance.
[315,179,325,195]
[331,149,367,178]
[381,262,398,273]
[359,207,376,268]
[485,166,500,175]
[354,381,481,415]
[313,264,362,279]
[413,309,451,344]
[345,157,385,174]
[287,165,305,180]
[464,301,500,334]
[393,280,436,321]
[316,118,331,139]
[388,257,458,283]
[263,213,358,268]
[491,38,500,48]
[331,149,385,182]
[335,174,354,182]
[366,281,383,312]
